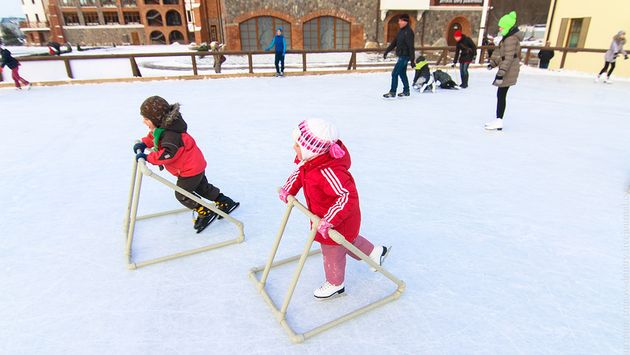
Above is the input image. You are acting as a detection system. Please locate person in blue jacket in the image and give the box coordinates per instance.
[265,27,287,76]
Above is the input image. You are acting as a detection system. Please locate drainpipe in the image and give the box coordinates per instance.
[376,0,380,45]
[475,0,490,64]
[545,0,558,43]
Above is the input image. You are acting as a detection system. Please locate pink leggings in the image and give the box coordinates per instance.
[321,235,375,286]
[11,67,29,88]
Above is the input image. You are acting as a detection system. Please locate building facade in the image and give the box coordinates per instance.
[545,0,629,77]
[20,0,487,48]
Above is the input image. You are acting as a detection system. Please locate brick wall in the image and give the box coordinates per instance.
[64,27,145,45]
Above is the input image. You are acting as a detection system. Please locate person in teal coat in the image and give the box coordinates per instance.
[265,27,287,76]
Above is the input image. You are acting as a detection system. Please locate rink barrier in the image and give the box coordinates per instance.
[122,142,245,270]
[0,45,607,86]
[248,192,405,343]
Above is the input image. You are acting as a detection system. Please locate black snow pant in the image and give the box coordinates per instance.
[496,86,510,119]
[274,52,285,73]
[599,61,616,77]
[176,171,220,210]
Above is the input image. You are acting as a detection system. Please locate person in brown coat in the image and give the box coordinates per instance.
[485,11,524,131]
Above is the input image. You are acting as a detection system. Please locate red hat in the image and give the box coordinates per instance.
[454,30,462,38]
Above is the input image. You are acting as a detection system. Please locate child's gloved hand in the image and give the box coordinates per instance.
[135,152,147,161]
[487,64,493,70]
[317,219,333,239]
[494,75,504,85]
[279,188,289,203]
[133,142,147,153]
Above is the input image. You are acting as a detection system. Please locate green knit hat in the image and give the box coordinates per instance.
[498,11,517,36]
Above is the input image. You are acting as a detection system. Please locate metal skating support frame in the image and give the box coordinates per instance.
[248,194,405,343]
[123,147,244,270]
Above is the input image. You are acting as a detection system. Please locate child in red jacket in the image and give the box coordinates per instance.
[280,119,390,299]
[134,96,239,233]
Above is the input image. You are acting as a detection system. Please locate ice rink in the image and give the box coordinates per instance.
[1,67,628,354]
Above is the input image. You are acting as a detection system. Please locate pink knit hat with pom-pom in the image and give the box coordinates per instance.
[292,119,345,161]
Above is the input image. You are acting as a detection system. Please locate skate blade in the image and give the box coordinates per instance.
[314,288,346,301]
[195,215,218,234]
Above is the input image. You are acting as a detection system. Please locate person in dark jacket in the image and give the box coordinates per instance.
[383,14,415,98]
[134,96,240,233]
[265,27,287,77]
[537,42,554,69]
[452,30,477,88]
[0,44,31,90]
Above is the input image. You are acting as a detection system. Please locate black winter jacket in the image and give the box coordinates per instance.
[454,35,477,64]
[385,24,415,64]
[0,48,19,70]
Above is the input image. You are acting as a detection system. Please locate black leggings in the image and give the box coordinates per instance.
[496,86,510,119]
[599,61,616,77]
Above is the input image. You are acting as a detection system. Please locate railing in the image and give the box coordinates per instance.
[3,45,609,84]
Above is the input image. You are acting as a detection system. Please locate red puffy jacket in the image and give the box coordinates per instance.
[141,130,206,178]
[282,141,361,245]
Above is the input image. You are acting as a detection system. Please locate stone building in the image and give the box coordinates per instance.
[21,0,190,45]
[21,0,486,48]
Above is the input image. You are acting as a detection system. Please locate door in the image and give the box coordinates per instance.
[447,22,461,46]
[131,32,140,45]
[387,15,400,44]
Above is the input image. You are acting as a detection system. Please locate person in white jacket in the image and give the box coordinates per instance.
[596,31,627,83]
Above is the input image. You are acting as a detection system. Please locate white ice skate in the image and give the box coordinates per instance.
[369,245,391,272]
[313,281,345,300]
[484,118,503,131]
[595,74,601,83]
[603,75,612,84]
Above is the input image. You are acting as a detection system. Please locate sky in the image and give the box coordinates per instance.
[1,0,24,19]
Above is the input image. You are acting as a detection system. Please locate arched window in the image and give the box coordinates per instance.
[150,30,166,44]
[146,10,163,26]
[239,16,291,51]
[169,30,184,44]
[165,10,181,26]
[162,0,178,4]
[304,16,350,50]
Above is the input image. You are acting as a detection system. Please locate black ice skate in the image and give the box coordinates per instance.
[215,194,240,219]
[397,91,410,97]
[383,91,396,98]
[193,206,218,233]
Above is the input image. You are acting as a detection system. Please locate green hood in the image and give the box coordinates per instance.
[498,11,517,36]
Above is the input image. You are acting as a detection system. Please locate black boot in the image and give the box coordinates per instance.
[397,91,410,97]
[215,193,240,219]
[383,91,396,98]
[193,205,218,233]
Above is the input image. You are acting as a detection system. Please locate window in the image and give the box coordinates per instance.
[239,16,291,51]
[83,12,100,25]
[146,10,163,26]
[122,0,137,6]
[124,11,141,24]
[186,10,192,23]
[101,0,116,7]
[165,10,181,26]
[150,30,166,44]
[63,12,80,26]
[567,18,582,48]
[35,14,40,22]
[163,0,179,4]
[144,0,159,4]
[169,30,184,44]
[103,12,119,25]
[210,25,218,42]
[79,0,96,6]
[60,0,75,6]
[304,16,349,50]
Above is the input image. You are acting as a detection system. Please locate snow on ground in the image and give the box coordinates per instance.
[0,68,628,354]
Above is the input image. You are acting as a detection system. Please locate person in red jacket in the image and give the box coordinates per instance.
[134,96,239,233]
[279,119,390,299]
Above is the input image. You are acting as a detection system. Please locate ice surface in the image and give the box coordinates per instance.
[0,67,628,354]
